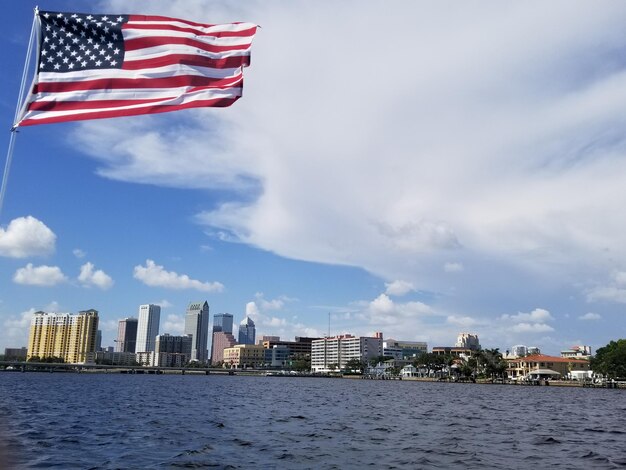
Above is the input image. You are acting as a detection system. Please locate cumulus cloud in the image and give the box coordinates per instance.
[586,271,626,304]
[74,2,626,348]
[2,308,36,347]
[579,312,601,321]
[78,262,114,290]
[13,264,67,286]
[385,280,415,296]
[245,300,287,329]
[162,314,185,335]
[133,259,224,292]
[0,216,56,258]
[501,308,554,323]
[447,315,478,327]
[73,249,86,258]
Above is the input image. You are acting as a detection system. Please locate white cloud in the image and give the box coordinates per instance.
[155,299,173,309]
[0,216,56,258]
[162,313,185,335]
[447,315,478,327]
[579,312,601,321]
[511,323,555,333]
[73,248,86,259]
[501,308,554,323]
[78,262,114,290]
[133,259,224,292]
[385,280,415,296]
[13,264,67,286]
[245,300,286,329]
[586,271,626,304]
[444,262,464,273]
[77,2,626,349]
[2,308,35,348]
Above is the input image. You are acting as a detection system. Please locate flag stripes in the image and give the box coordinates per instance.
[15,11,256,127]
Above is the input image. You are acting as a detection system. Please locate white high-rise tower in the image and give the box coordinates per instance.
[136,304,161,353]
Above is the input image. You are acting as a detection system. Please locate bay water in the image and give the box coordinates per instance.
[0,373,624,469]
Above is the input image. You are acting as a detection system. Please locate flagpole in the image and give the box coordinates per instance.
[0,6,38,221]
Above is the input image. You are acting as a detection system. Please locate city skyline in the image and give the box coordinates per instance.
[2,1,626,356]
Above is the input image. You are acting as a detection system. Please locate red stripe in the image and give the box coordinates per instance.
[124,21,257,38]
[28,97,167,112]
[124,36,252,54]
[33,75,241,94]
[122,54,250,71]
[128,14,218,29]
[19,96,240,126]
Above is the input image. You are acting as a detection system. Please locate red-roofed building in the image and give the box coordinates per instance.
[506,354,589,380]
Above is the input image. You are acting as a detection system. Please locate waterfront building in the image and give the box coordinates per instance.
[184,301,210,363]
[94,351,138,366]
[211,331,237,365]
[432,346,476,358]
[260,337,319,360]
[136,304,161,353]
[383,339,427,359]
[223,344,265,368]
[153,334,193,367]
[455,333,480,351]
[116,318,138,353]
[560,345,592,359]
[310,333,383,372]
[506,354,590,380]
[264,345,290,368]
[27,309,99,364]
[3,347,27,360]
[238,316,256,345]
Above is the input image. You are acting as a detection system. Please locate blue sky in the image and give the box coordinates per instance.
[2,0,626,355]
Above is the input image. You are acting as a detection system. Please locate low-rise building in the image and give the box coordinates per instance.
[95,351,138,366]
[4,347,27,361]
[506,354,589,380]
[260,336,320,360]
[223,344,265,368]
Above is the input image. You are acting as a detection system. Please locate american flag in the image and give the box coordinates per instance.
[14,11,257,127]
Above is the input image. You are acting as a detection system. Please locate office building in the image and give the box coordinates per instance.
[311,333,383,372]
[116,318,138,353]
[136,304,161,353]
[383,339,427,359]
[210,313,233,363]
[3,347,27,360]
[27,309,99,364]
[152,334,193,367]
[213,313,233,334]
[511,345,528,358]
[211,331,237,365]
[95,330,102,351]
[184,301,209,363]
[260,336,319,360]
[238,316,256,345]
[223,344,265,368]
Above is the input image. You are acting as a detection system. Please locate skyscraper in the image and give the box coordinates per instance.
[184,301,209,363]
[116,318,138,353]
[210,313,233,363]
[213,313,233,334]
[27,309,99,364]
[136,304,161,353]
[238,316,256,345]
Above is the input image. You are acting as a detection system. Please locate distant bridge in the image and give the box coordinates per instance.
[0,361,270,375]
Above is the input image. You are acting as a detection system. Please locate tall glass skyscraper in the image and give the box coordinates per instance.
[238,316,256,345]
[211,313,233,362]
[184,301,209,363]
[136,304,161,353]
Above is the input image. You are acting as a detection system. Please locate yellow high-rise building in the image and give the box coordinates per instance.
[27,309,99,364]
